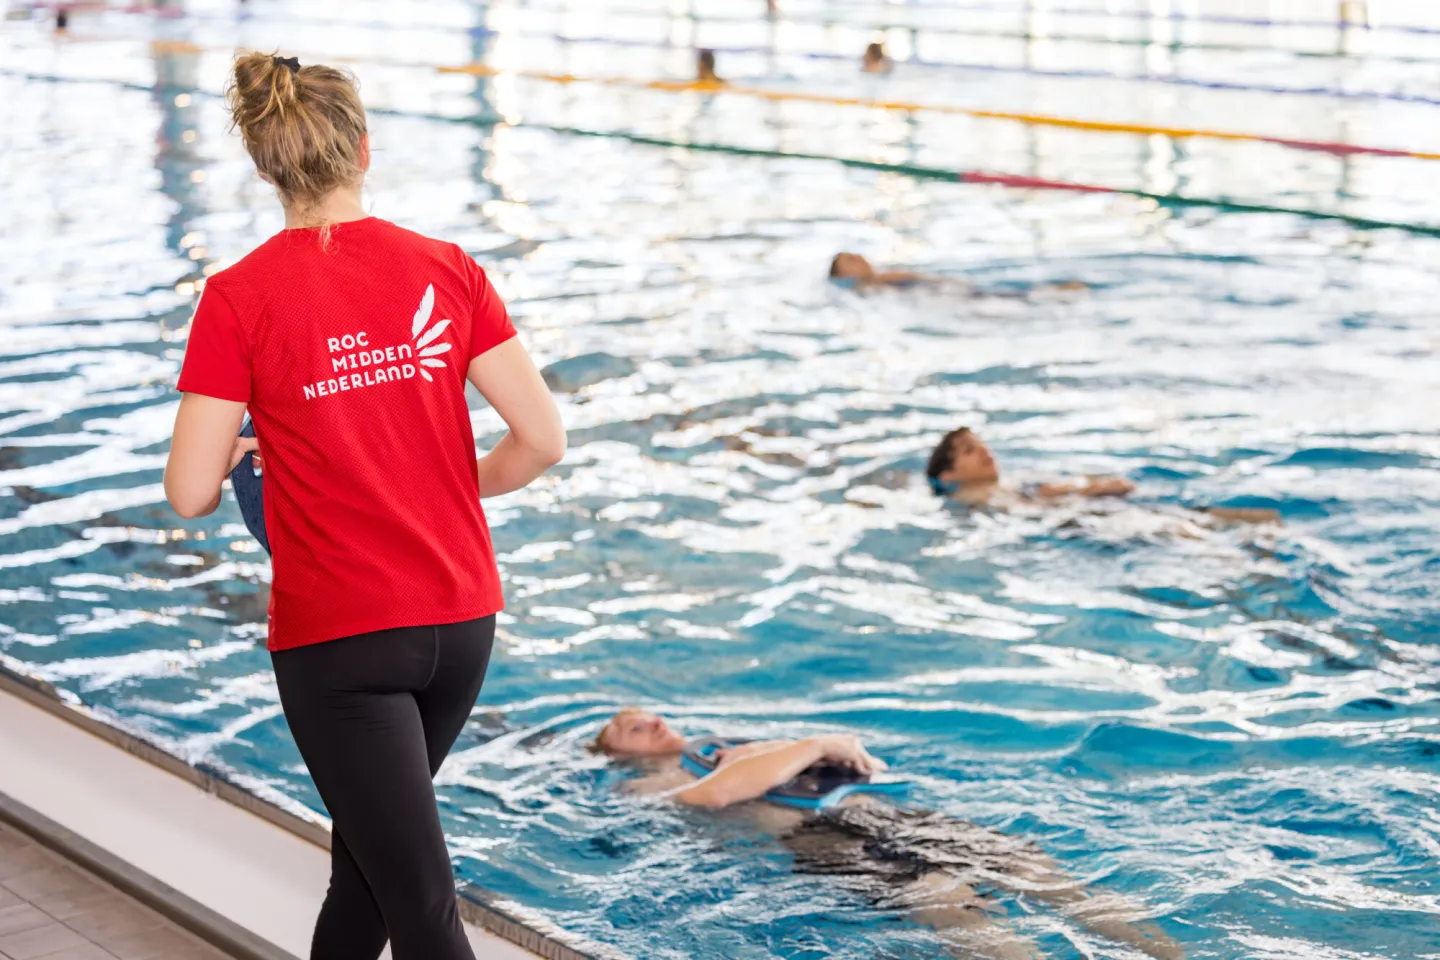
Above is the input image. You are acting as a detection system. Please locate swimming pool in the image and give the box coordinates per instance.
[2,1,1439,957]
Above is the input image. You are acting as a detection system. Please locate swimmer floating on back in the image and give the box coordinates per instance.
[829,252,923,288]
[925,427,1281,525]
[829,253,1089,295]
[595,709,1185,960]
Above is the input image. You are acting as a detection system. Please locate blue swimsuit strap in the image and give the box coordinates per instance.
[929,475,960,496]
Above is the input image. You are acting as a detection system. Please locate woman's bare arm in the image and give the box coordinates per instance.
[466,338,566,498]
[164,394,252,518]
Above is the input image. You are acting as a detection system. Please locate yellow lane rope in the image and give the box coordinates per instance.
[144,40,1439,161]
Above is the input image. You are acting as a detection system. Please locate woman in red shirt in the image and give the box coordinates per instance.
[163,52,565,960]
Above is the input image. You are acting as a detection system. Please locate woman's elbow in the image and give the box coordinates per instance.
[530,430,567,468]
[167,494,211,520]
[164,478,214,519]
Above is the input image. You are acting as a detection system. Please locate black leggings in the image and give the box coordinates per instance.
[272,616,495,960]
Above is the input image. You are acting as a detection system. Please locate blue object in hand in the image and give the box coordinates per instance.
[230,419,270,555]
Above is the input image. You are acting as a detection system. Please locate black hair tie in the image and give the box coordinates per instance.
[273,55,300,74]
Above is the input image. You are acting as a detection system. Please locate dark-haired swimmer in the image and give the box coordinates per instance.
[862,41,893,74]
[696,48,723,85]
[925,427,1132,505]
[925,427,1281,526]
[595,709,1185,960]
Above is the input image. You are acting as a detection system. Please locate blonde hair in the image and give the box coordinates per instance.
[589,707,646,755]
[226,52,368,215]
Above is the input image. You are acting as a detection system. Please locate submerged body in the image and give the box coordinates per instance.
[597,712,1184,960]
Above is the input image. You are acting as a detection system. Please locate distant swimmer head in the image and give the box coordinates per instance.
[861,42,889,73]
[829,252,876,282]
[926,427,999,493]
[696,49,721,83]
[595,709,688,757]
[226,51,369,215]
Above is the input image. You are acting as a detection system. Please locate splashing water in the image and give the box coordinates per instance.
[2,3,1439,958]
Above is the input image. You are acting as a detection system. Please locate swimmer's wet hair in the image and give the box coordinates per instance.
[227,51,367,213]
[697,49,718,77]
[588,706,645,755]
[926,427,973,481]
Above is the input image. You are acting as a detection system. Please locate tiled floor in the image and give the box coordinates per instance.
[0,820,232,960]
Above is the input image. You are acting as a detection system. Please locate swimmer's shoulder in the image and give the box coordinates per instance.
[621,760,693,796]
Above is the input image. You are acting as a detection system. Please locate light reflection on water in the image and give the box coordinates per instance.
[2,2,1440,958]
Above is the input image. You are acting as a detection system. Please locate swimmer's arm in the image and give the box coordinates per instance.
[671,739,827,809]
[165,394,252,518]
[1202,506,1282,526]
[467,339,567,498]
[1035,476,1135,499]
[874,270,925,285]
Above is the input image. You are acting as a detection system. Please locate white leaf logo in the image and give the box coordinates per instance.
[411,283,453,383]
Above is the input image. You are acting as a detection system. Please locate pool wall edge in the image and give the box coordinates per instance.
[0,662,612,960]
[0,786,297,960]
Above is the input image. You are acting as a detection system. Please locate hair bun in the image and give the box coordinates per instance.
[223,51,368,212]
[229,50,300,139]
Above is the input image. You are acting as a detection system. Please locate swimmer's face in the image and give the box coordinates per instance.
[945,431,999,485]
[830,253,875,281]
[600,710,687,756]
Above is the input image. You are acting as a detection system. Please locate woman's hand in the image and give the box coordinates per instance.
[229,435,261,474]
[813,734,888,776]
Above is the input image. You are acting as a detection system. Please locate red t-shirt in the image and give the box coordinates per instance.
[176,217,515,651]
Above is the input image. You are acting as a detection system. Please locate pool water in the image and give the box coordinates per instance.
[2,2,1439,958]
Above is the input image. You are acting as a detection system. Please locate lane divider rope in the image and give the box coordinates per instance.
[146,8,1440,105]
[433,59,1440,161]
[88,4,1440,68]
[135,38,1440,159]
[369,0,1440,40]
[8,65,1439,238]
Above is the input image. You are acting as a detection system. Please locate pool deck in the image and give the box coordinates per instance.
[0,817,230,960]
[0,667,604,960]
